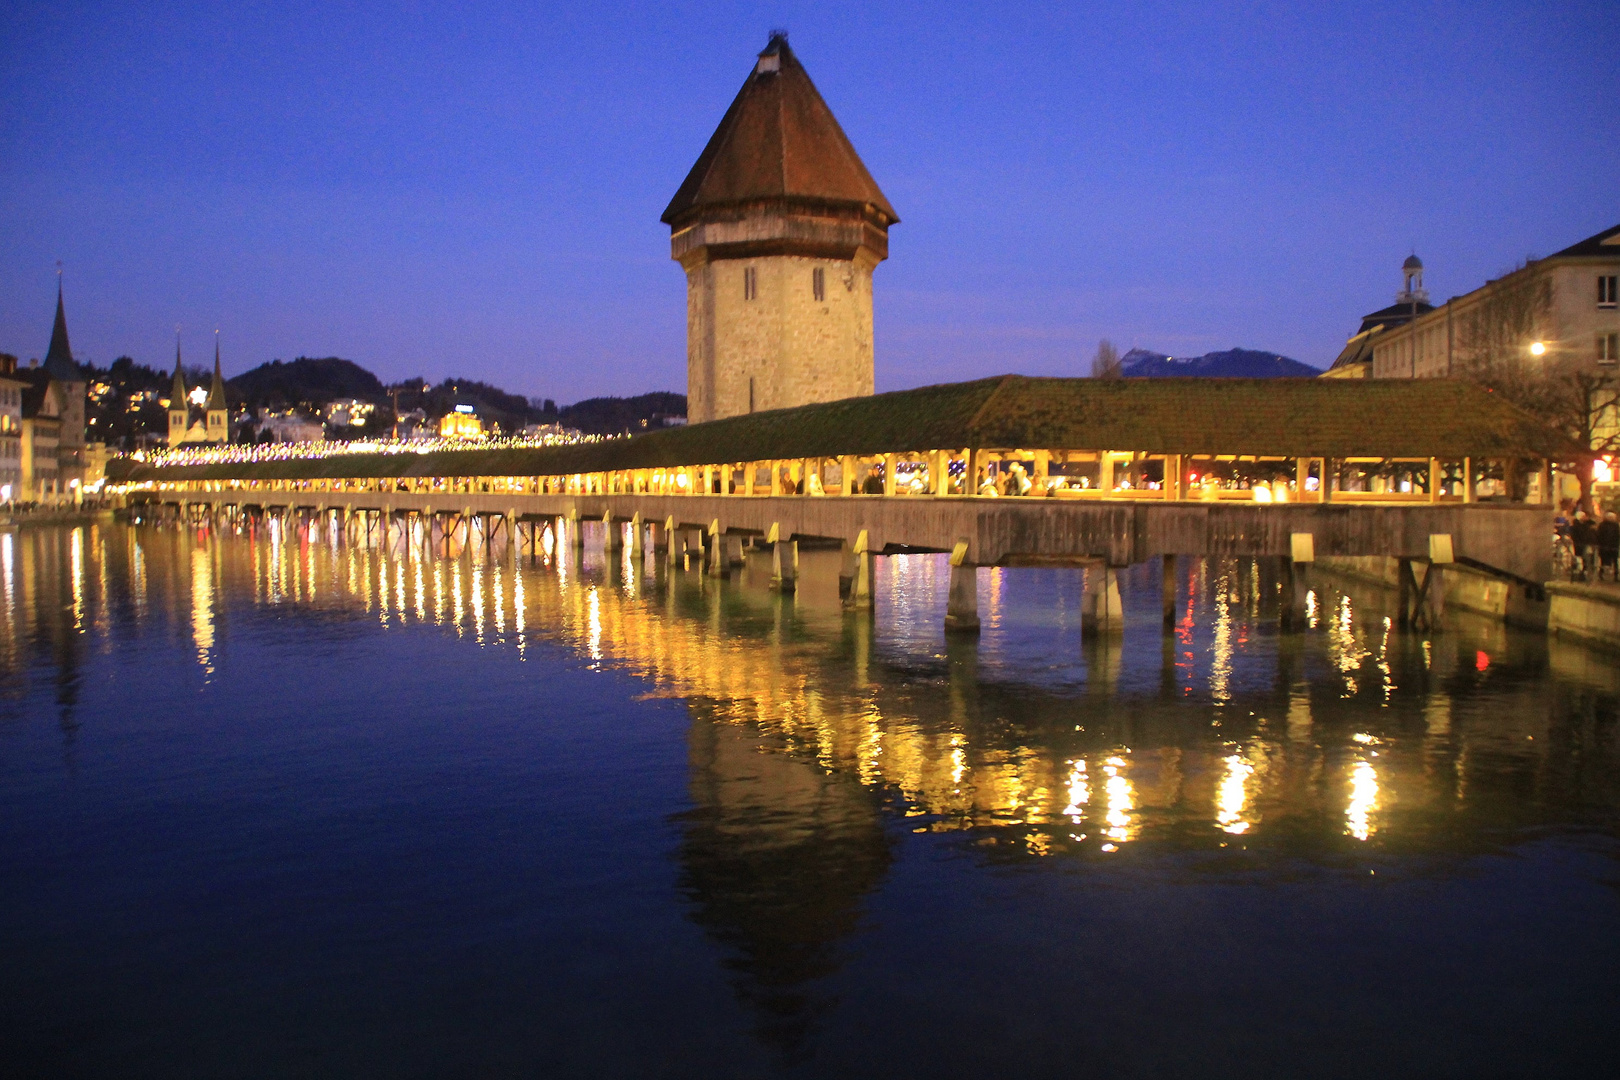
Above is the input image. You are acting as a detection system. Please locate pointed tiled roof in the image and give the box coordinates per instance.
[662,35,896,226]
[171,341,188,410]
[43,282,81,382]
[207,336,227,411]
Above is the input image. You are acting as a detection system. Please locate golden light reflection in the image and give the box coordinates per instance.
[1102,754,1134,846]
[1209,568,1233,704]
[1215,753,1254,834]
[1327,593,1369,696]
[451,562,464,635]
[587,585,602,661]
[472,563,485,643]
[1062,759,1090,824]
[191,546,215,674]
[513,569,526,657]
[1346,758,1379,840]
[70,527,85,630]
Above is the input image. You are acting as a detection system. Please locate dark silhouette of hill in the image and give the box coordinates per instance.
[1120,348,1321,378]
[556,392,688,435]
[225,355,686,436]
[228,357,386,411]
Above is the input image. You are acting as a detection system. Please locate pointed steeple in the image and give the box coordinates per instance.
[662,33,897,227]
[171,337,188,407]
[43,275,82,382]
[206,332,227,411]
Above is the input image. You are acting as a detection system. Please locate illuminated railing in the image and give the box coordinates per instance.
[126,430,613,470]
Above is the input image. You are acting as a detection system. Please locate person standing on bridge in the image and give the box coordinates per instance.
[1598,511,1619,582]
[1570,512,1598,581]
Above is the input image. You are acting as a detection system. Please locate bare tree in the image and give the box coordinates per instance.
[1452,265,1618,507]
[1091,339,1121,379]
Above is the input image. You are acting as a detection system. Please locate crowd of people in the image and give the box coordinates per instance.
[1555,503,1620,583]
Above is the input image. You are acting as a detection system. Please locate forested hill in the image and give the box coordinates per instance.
[223,355,686,435]
[228,357,385,410]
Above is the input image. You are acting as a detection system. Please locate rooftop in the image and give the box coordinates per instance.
[112,375,1581,484]
[661,34,896,227]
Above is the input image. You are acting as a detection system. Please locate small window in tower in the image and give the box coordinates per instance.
[812,267,825,302]
[749,377,756,413]
[744,267,757,301]
[1600,333,1619,365]
[1600,275,1618,307]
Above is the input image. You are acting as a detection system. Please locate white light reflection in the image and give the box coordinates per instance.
[587,585,602,661]
[1215,753,1254,834]
[1102,754,1134,845]
[1062,759,1090,823]
[1346,759,1379,840]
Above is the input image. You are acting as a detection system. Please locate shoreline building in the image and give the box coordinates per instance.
[1327,224,1620,394]
[0,358,24,501]
[664,33,898,424]
[17,283,90,501]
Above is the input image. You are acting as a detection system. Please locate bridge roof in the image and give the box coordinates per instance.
[113,376,1580,484]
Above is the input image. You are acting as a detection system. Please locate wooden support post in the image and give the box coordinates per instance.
[1167,454,1183,500]
[770,461,782,496]
[1321,459,1334,503]
[630,512,644,558]
[603,510,621,553]
[707,520,725,577]
[1429,458,1441,503]
[1462,458,1474,503]
[1162,554,1177,626]
[945,541,978,633]
[1397,557,1416,627]
[1081,561,1123,636]
[1295,457,1310,502]
[841,455,855,496]
[883,454,897,497]
[768,523,795,592]
[1098,454,1115,495]
[1282,533,1314,632]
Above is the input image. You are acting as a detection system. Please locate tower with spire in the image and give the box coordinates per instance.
[206,333,229,442]
[16,275,88,500]
[664,33,898,423]
[168,337,190,446]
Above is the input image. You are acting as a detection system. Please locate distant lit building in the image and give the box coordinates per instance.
[439,404,483,440]
[325,398,375,429]
[257,411,326,443]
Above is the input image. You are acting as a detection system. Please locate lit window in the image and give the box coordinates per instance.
[743,266,757,301]
[812,267,825,302]
[1600,332,1620,365]
[1600,275,1618,307]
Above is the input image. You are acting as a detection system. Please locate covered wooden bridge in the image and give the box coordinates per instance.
[110,376,1575,633]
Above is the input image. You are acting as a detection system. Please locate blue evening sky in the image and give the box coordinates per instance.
[2,1,1615,402]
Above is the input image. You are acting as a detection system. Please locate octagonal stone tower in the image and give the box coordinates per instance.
[663,34,898,424]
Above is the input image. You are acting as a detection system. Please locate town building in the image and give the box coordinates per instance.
[0,358,25,501]
[1323,255,1435,378]
[439,404,483,440]
[167,337,231,445]
[256,412,325,443]
[1351,223,1620,394]
[664,33,897,423]
[16,283,90,501]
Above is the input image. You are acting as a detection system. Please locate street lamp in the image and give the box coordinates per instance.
[1529,341,1547,356]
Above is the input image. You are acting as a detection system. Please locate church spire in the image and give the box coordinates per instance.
[171,335,188,406]
[43,273,81,382]
[206,332,227,411]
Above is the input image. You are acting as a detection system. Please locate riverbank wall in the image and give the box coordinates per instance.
[1316,555,1551,630]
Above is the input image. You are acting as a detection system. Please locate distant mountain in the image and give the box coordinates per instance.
[1120,348,1321,378]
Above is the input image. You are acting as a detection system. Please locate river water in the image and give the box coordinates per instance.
[2,520,1617,1078]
